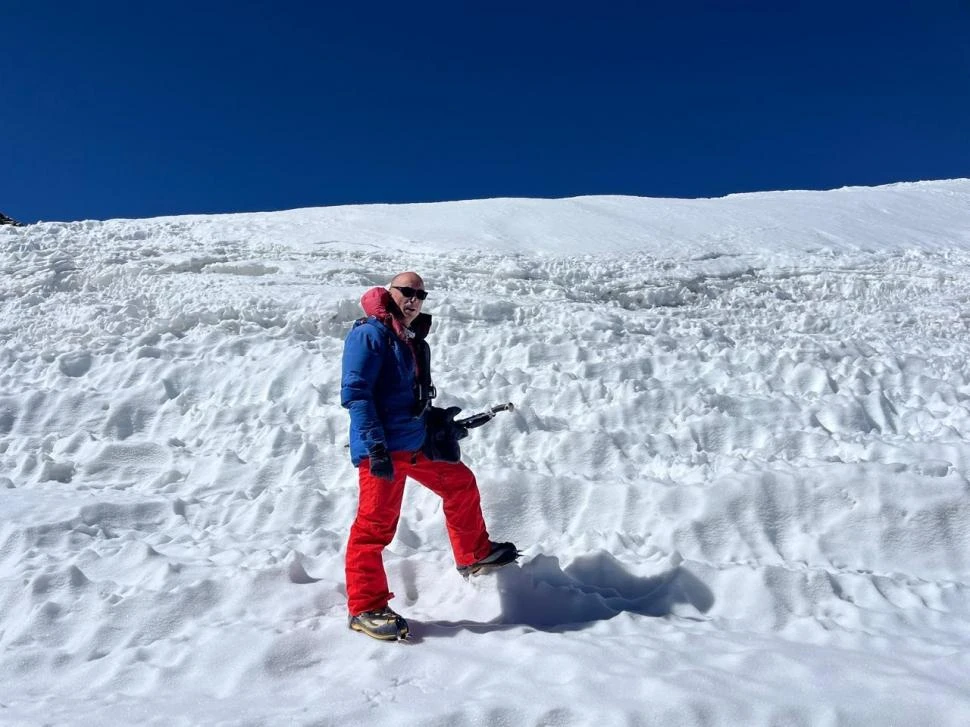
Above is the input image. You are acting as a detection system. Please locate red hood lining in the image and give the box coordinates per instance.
[360,287,431,340]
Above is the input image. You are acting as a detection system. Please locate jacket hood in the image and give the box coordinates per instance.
[360,287,431,340]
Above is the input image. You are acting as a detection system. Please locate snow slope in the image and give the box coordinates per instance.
[2,179,970,726]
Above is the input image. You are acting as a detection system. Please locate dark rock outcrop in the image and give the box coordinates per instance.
[0,212,24,226]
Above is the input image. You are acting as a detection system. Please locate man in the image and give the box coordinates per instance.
[340,272,518,641]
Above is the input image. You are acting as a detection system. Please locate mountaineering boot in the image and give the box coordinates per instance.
[457,541,520,578]
[348,607,409,641]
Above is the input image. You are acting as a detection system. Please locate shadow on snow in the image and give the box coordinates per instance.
[409,551,714,641]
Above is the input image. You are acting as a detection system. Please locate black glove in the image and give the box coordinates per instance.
[441,406,469,441]
[367,444,395,481]
[423,406,466,463]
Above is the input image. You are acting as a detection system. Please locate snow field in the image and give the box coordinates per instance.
[2,180,970,725]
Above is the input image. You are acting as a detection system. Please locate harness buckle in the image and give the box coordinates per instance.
[413,384,437,417]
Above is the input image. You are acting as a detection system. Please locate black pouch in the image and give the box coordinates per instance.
[422,406,468,463]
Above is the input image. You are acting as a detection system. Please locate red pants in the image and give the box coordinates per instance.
[345,450,492,615]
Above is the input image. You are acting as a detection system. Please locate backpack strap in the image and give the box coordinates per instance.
[411,337,436,417]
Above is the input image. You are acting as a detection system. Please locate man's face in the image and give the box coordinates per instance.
[389,275,426,326]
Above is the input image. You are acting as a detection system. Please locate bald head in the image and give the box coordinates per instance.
[390,271,424,288]
[388,271,426,326]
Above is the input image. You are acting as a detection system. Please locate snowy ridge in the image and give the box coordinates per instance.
[24,177,970,256]
[2,181,970,725]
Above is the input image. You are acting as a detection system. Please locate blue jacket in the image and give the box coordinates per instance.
[341,288,432,465]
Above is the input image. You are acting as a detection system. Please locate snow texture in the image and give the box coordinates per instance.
[2,179,970,726]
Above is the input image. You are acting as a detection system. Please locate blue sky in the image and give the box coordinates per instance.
[2,1,969,223]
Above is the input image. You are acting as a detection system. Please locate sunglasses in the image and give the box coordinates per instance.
[392,286,428,301]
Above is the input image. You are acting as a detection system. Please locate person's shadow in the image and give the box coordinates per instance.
[407,551,714,641]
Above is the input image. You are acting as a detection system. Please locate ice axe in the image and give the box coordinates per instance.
[454,402,515,430]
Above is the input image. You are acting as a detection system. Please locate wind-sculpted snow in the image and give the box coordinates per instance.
[2,183,970,725]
